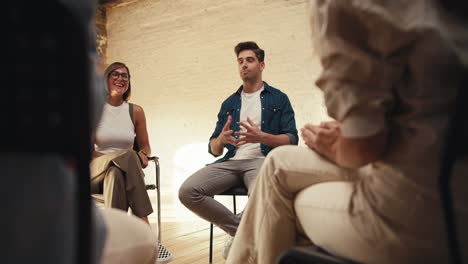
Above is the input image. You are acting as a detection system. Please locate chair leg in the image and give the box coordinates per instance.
[157,187,161,242]
[233,194,237,215]
[156,160,162,242]
[209,222,213,263]
[209,194,238,263]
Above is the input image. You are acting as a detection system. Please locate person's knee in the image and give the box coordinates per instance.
[106,166,125,185]
[178,180,194,206]
[178,179,203,208]
[101,208,157,264]
[119,149,141,167]
[257,145,300,185]
[264,145,296,169]
[128,150,142,164]
[268,145,296,159]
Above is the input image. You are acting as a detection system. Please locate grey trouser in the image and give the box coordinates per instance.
[178,158,264,236]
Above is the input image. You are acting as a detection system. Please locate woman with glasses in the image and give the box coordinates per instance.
[90,62,172,263]
[91,61,152,224]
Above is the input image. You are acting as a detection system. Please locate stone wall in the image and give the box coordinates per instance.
[95,5,107,64]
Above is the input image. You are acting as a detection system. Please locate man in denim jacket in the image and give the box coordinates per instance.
[179,41,298,259]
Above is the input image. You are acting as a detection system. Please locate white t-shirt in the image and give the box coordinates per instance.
[230,87,265,160]
[95,102,135,154]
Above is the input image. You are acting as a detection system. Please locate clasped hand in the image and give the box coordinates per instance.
[137,151,149,168]
[219,115,264,147]
[301,121,340,158]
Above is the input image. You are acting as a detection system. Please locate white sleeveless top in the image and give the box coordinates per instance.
[95,102,135,154]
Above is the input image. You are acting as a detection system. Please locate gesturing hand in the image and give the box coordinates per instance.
[218,115,237,146]
[235,117,265,146]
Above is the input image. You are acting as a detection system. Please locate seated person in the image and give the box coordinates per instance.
[90,62,172,263]
[178,41,298,259]
[90,61,153,224]
[226,1,468,264]
[90,61,158,264]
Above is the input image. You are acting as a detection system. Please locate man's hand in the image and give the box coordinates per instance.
[235,117,265,146]
[210,115,236,156]
[301,122,340,161]
[218,115,237,146]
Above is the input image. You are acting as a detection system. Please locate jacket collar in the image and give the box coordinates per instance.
[236,81,271,95]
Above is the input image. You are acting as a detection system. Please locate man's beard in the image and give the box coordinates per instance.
[241,73,258,82]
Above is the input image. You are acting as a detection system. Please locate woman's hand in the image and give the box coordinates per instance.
[137,150,149,168]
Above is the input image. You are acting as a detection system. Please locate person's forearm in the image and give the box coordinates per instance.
[209,138,224,157]
[260,133,292,148]
[333,131,388,168]
[138,144,151,157]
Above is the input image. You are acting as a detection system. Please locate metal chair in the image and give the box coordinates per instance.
[129,141,172,261]
[278,247,358,264]
[209,185,248,263]
[147,155,162,242]
[132,137,163,242]
[278,247,359,264]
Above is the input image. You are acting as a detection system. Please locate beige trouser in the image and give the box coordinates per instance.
[90,149,153,217]
[226,145,367,264]
[100,208,157,264]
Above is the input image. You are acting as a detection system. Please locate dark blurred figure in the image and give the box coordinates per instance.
[3,1,156,264]
[3,0,102,263]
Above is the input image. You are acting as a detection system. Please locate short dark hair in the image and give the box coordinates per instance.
[104,62,132,102]
[234,41,265,62]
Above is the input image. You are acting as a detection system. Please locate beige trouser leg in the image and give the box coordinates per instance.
[103,166,128,211]
[100,208,157,264]
[295,182,380,264]
[91,150,153,217]
[226,146,358,264]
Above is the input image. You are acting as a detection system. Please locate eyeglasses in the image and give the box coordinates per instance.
[110,71,130,81]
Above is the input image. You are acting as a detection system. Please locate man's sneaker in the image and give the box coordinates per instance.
[236,211,244,220]
[222,235,235,260]
[156,242,173,264]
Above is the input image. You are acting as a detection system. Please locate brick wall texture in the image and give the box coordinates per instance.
[95,6,107,63]
[104,0,329,188]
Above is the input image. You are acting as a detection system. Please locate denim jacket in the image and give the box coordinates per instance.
[208,82,298,163]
